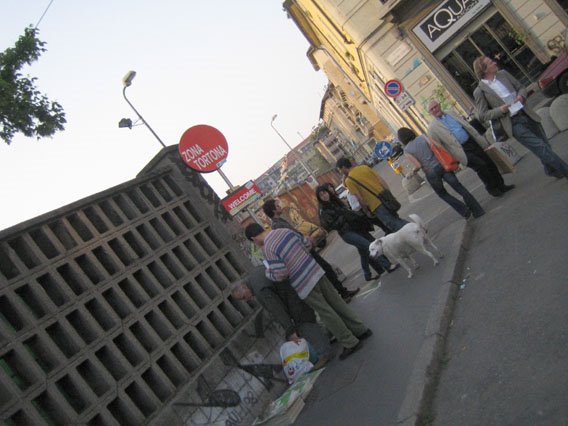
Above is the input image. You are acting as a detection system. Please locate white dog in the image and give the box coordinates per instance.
[369,214,441,278]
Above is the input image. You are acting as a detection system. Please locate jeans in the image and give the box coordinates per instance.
[340,231,390,279]
[425,164,485,217]
[511,112,568,178]
[374,204,408,232]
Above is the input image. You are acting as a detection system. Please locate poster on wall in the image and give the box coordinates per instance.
[413,0,491,52]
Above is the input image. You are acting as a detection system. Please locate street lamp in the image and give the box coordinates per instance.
[270,114,313,176]
[120,70,167,148]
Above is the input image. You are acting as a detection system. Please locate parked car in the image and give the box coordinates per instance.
[538,48,568,97]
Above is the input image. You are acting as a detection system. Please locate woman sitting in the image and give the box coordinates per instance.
[398,127,485,219]
[316,185,394,282]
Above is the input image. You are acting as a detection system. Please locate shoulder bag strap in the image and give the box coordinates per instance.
[346,175,379,200]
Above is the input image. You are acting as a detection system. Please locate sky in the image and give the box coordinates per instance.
[0,1,328,231]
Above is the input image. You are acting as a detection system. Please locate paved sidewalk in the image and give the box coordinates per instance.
[429,132,568,425]
[296,129,568,425]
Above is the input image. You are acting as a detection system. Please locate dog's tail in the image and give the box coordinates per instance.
[408,213,426,231]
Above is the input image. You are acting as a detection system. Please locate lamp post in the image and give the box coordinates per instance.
[121,70,167,148]
[270,114,313,177]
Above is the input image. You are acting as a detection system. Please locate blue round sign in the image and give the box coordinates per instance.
[374,141,393,160]
[384,79,403,98]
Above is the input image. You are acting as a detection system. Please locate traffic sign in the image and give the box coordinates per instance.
[178,125,229,173]
[374,141,393,160]
[394,91,415,111]
[384,79,403,98]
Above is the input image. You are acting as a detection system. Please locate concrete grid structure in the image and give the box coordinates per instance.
[0,147,274,425]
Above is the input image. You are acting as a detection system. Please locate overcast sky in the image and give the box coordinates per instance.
[0,1,327,231]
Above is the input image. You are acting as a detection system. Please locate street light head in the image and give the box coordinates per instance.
[271,114,278,123]
[122,70,137,87]
[118,118,133,129]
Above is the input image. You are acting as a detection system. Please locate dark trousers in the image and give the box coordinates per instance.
[425,164,484,217]
[462,138,504,193]
[311,250,347,295]
[511,112,568,178]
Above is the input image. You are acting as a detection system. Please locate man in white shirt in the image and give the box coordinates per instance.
[472,55,568,179]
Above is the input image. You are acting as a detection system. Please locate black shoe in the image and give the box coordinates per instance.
[487,188,504,197]
[472,210,485,218]
[365,275,381,282]
[387,264,400,273]
[339,340,364,360]
[341,288,360,303]
[357,329,373,340]
[546,170,564,178]
[342,288,360,298]
[500,184,515,193]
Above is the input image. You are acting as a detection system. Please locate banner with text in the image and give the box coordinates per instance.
[221,181,262,216]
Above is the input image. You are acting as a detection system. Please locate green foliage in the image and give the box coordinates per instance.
[420,83,458,117]
[0,26,66,145]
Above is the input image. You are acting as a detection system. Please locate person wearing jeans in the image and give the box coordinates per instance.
[337,157,408,233]
[472,55,568,179]
[399,127,485,219]
[316,185,394,281]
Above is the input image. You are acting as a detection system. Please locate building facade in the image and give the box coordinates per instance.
[284,0,567,134]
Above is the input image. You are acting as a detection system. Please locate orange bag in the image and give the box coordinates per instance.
[429,143,459,172]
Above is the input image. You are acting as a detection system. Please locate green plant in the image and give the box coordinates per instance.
[508,29,528,46]
[420,84,458,117]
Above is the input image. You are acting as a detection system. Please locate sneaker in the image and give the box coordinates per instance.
[357,329,373,340]
[339,340,364,360]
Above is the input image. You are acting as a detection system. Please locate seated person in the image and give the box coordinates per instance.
[232,265,332,366]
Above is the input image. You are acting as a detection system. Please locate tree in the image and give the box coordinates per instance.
[0,26,66,145]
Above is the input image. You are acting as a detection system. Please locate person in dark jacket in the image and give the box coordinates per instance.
[316,185,395,282]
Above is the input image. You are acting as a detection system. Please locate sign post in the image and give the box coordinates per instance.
[178,124,262,224]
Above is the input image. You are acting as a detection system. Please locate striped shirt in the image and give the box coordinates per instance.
[262,228,324,299]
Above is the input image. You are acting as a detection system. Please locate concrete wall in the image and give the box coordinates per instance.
[0,147,285,425]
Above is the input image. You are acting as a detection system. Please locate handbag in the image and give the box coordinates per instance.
[428,141,459,172]
[346,176,401,213]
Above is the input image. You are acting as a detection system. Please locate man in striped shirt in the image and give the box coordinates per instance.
[245,223,372,360]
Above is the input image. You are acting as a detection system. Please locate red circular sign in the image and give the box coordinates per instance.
[384,79,403,98]
[178,125,229,173]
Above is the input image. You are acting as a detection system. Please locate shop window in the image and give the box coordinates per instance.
[440,11,546,97]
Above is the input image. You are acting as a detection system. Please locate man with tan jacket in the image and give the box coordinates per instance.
[428,100,513,197]
[473,55,568,179]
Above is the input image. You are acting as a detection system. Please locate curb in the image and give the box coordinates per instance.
[396,220,475,425]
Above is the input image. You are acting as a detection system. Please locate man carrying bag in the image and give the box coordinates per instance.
[336,157,407,233]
